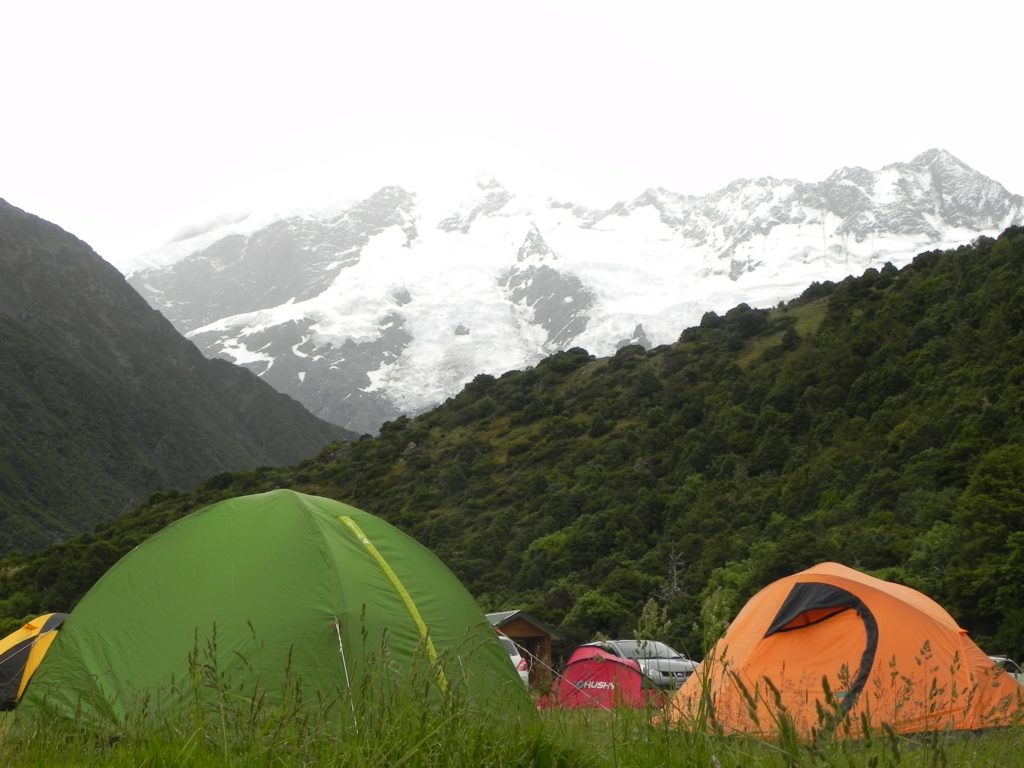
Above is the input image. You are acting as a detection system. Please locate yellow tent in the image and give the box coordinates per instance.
[0,613,66,709]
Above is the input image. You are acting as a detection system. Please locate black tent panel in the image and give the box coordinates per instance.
[764,581,880,718]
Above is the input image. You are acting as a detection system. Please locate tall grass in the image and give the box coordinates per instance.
[2,639,1022,767]
[2,697,1023,766]
[3,628,562,767]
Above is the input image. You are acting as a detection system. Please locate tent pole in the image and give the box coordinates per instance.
[332,616,356,716]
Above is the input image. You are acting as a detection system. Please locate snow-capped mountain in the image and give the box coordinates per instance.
[127,149,1024,434]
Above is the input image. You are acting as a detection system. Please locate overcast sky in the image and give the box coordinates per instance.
[2,1,1021,271]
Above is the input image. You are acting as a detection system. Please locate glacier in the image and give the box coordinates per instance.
[126,149,1024,434]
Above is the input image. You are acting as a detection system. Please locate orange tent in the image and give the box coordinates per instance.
[667,563,1023,738]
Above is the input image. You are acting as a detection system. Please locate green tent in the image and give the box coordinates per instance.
[18,490,528,724]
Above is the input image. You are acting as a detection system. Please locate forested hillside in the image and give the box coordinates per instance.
[4,227,1024,661]
[0,199,352,555]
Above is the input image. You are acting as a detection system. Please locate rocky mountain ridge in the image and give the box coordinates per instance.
[127,149,1024,434]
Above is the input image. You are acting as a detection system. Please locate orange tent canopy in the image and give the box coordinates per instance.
[667,563,1023,738]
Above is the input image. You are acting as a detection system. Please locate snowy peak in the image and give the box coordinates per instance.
[795,148,1023,242]
[330,184,418,243]
[909,147,972,175]
[517,224,555,263]
[132,185,419,333]
[126,149,1024,434]
[502,224,595,348]
[903,148,1018,228]
[437,175,514,233]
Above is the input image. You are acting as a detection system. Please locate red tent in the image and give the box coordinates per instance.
[543,645,663,709]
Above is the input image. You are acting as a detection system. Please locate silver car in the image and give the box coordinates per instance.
[988,655,1024,685]
[594,639,698,688]
[499,633,530,686]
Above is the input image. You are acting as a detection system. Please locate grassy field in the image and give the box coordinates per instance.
[3,696,1022,767]
[3,635,1021,766]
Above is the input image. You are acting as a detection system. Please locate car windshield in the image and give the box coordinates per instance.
[499,636,517,656]
[990,655,1023,673]
[613,640,683,659]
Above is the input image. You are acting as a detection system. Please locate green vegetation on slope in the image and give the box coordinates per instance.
[0,199,351,556]
[4,227,1024,663]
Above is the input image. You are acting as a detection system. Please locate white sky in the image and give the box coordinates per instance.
[2,1,1021,271]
